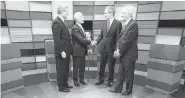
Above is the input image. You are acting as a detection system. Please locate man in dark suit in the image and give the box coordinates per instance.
[92,6,122,87]
[109,5,138,95]
[51,5,73,92]
[71,12,92,87]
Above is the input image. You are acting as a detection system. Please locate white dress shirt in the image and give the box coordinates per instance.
[58,15,64,22]
[76,22,85,33]
[108,17,114,27]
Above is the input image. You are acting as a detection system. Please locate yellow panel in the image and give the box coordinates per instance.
[30,2,51,12]
[155,35,181,45]
[32,28,52,35]
[36,55,46,62]
[31,20,52,28]
[52,1,73,20]
[5,1,29,11]
[137,12,159,20]
[162,1,185,11]
[94,14,106,20]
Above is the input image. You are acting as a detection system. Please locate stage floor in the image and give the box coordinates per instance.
[2,79,185,98]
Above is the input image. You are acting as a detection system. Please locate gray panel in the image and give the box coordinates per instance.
[137,12,159,20]
[34,35,53,42]
[34,42,45,49]
[36,62,46,69]
[138,4,161,12]
[74,1,94,5]
[94,6,106,14]
[84,14,93,20]
[1,78,24,91]
[45,40,54,54]
[138,1,162,4]
[135,63,147,72]
[137,21,158,29]
[1,10,6,18]
[74,6,93,13]
[138,36,155,44]
[180,37,185,46]
[6,11,29,19]
[138,29,157,36]
[1,44,21,59]
[161,1,185,11]
[116,1,138,4]
[158,28,183,36]
[137,51,149,64]
[8,20,31,27]
[22,63,36,71]
[1,1,5,9]
[93,20,106,29]
[183,30,185,37]
[30,12,52,20]
[160,11,185,20]
[1,61,22,72]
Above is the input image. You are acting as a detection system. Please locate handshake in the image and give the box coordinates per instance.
[85,32,97,46]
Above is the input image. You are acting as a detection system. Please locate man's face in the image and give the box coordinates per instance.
[120,10,130,22]
[62,8,69,19]
[77,13,84,24]
[104,9,112,20]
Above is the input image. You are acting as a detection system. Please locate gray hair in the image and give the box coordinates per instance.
[122,5,136,19]
[57,5,68,15]
[74,12,83,22]
[105,6,116,16]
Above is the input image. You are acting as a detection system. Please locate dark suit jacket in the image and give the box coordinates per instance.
[117,19,138,62]
[71,23,91,57]
[96,19,122,53]
[51,16,72,56]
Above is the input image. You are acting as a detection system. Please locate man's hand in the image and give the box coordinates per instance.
[91,40,97,46]
[113,49,120,58]
[61,51,66,58]
[87,49,92,54]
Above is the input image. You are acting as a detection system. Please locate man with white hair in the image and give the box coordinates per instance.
[71,12,91,87]
[92,6,122,87]
[51,5,73,92]
[109,5,138,95]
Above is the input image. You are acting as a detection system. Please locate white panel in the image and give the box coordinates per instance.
[160,11,185,20]
[32,28,52,35]
[162,1,185,11]
[21,57,35,63]
[138,43,150,50]
[52,1,73,20]
[31,20,52,28]
[155,35,181,45]
[115,4,137,21]
[22,69,47,76]
[1,1,5,9]
[1,27,11,44]
[5,1,29,11]
[8,20,31,27]
[30,2,51,12]
[94,14,106,20]
[36,55,46,62]
[137,51,149,64]
[137,12,159,20]
[95,1,114,5]
[84,15,93,20]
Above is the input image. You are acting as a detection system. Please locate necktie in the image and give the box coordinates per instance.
[107,20,110,31]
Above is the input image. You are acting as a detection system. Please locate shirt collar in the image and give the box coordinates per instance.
[125,18,131,26]
[58,15,64,22]
[109,17,114,25]
[76,22,84,32]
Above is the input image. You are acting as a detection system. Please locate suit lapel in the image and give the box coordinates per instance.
[76,24,85,37]
[57,16,70,35]
[107,19,116,36]
[119,19,134,38]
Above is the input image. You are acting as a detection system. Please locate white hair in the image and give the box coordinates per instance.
[122,5,136,19]
[57,5,68,15]
[74,12,83,22]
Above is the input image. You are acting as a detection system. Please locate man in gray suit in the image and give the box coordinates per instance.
[109,5,138,95]
[92,6,122,87]
[71,12,92,87]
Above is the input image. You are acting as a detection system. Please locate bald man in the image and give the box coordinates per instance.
[51,5,73,92]
[71,12,91,87]
[109,5,138,95]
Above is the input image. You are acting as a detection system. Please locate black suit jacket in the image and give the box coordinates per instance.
[117,19,138,61]
[51,16,72,56]
[71,24,91,57]
[96,19,122,53]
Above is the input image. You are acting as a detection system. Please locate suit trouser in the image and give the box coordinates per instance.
[55,55,70,90]
[112,59,136,92]
[73,56,86,82]
[99,51,115,82]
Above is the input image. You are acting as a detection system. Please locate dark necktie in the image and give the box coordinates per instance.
[107,20,110,31]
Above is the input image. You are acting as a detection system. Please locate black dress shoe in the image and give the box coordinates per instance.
[66,85,73,89]
[80,80,87,85]
[59,88,70,92]
[95,80,104,85]
[122,91,132,95]
[74,82,80,87]
[109,89,120,93]
[107,81,113,87]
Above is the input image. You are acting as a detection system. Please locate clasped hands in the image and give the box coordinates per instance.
[113,49,120,58]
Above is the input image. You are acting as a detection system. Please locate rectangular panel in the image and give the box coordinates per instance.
[84,14,93,20]
[138,29,156,36]
[1,61,22,72]
[30,2,51,12]
[1,78,24,91]
[14,43,34,49]
[34,42,45,49]
[136,51,149,64]
[36,62,46,69]
[138,4,160,12]
[1,27,11,44]
[138,1,162,4]
[94,14,106,20]
[1,44,21,59]
[35,48,45,55]
[180,37,185,47]
[183,30,185,37]
[162,1,185,11]
[155,35,181,45]
[82,21,93,30]
[6,11,29,19]
[137,21,158,29]
[94,20,106,29]
[74,6,93,13]
[158,28,182,36]
[32,28,52,35]
[94,29,101,35]
[1,18,8,26]
[30,12,52,20]
[138,36,155,44]
[158,20,185,28]
[36,55,46,62]
[45,40,54,54]
[8,20,31,27]
[74,1,94,5]
[160,11,185,20]
[5,1,29,11]
[21,56,35,63]
[34,35,53,42]
[138,43,150,50]
[20,49,34,56]
[95,1,114,5]
[22,63,36,71]
[1,10,6,18]
[31,20,52,28]
[1,1,5,9]
[94,6,106,14]
[137,12,159,20]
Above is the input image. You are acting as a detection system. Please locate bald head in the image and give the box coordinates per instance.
[57,5,68,19]
[74,12,84,24]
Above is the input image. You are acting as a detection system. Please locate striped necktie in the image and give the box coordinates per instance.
[107,20,110,31]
